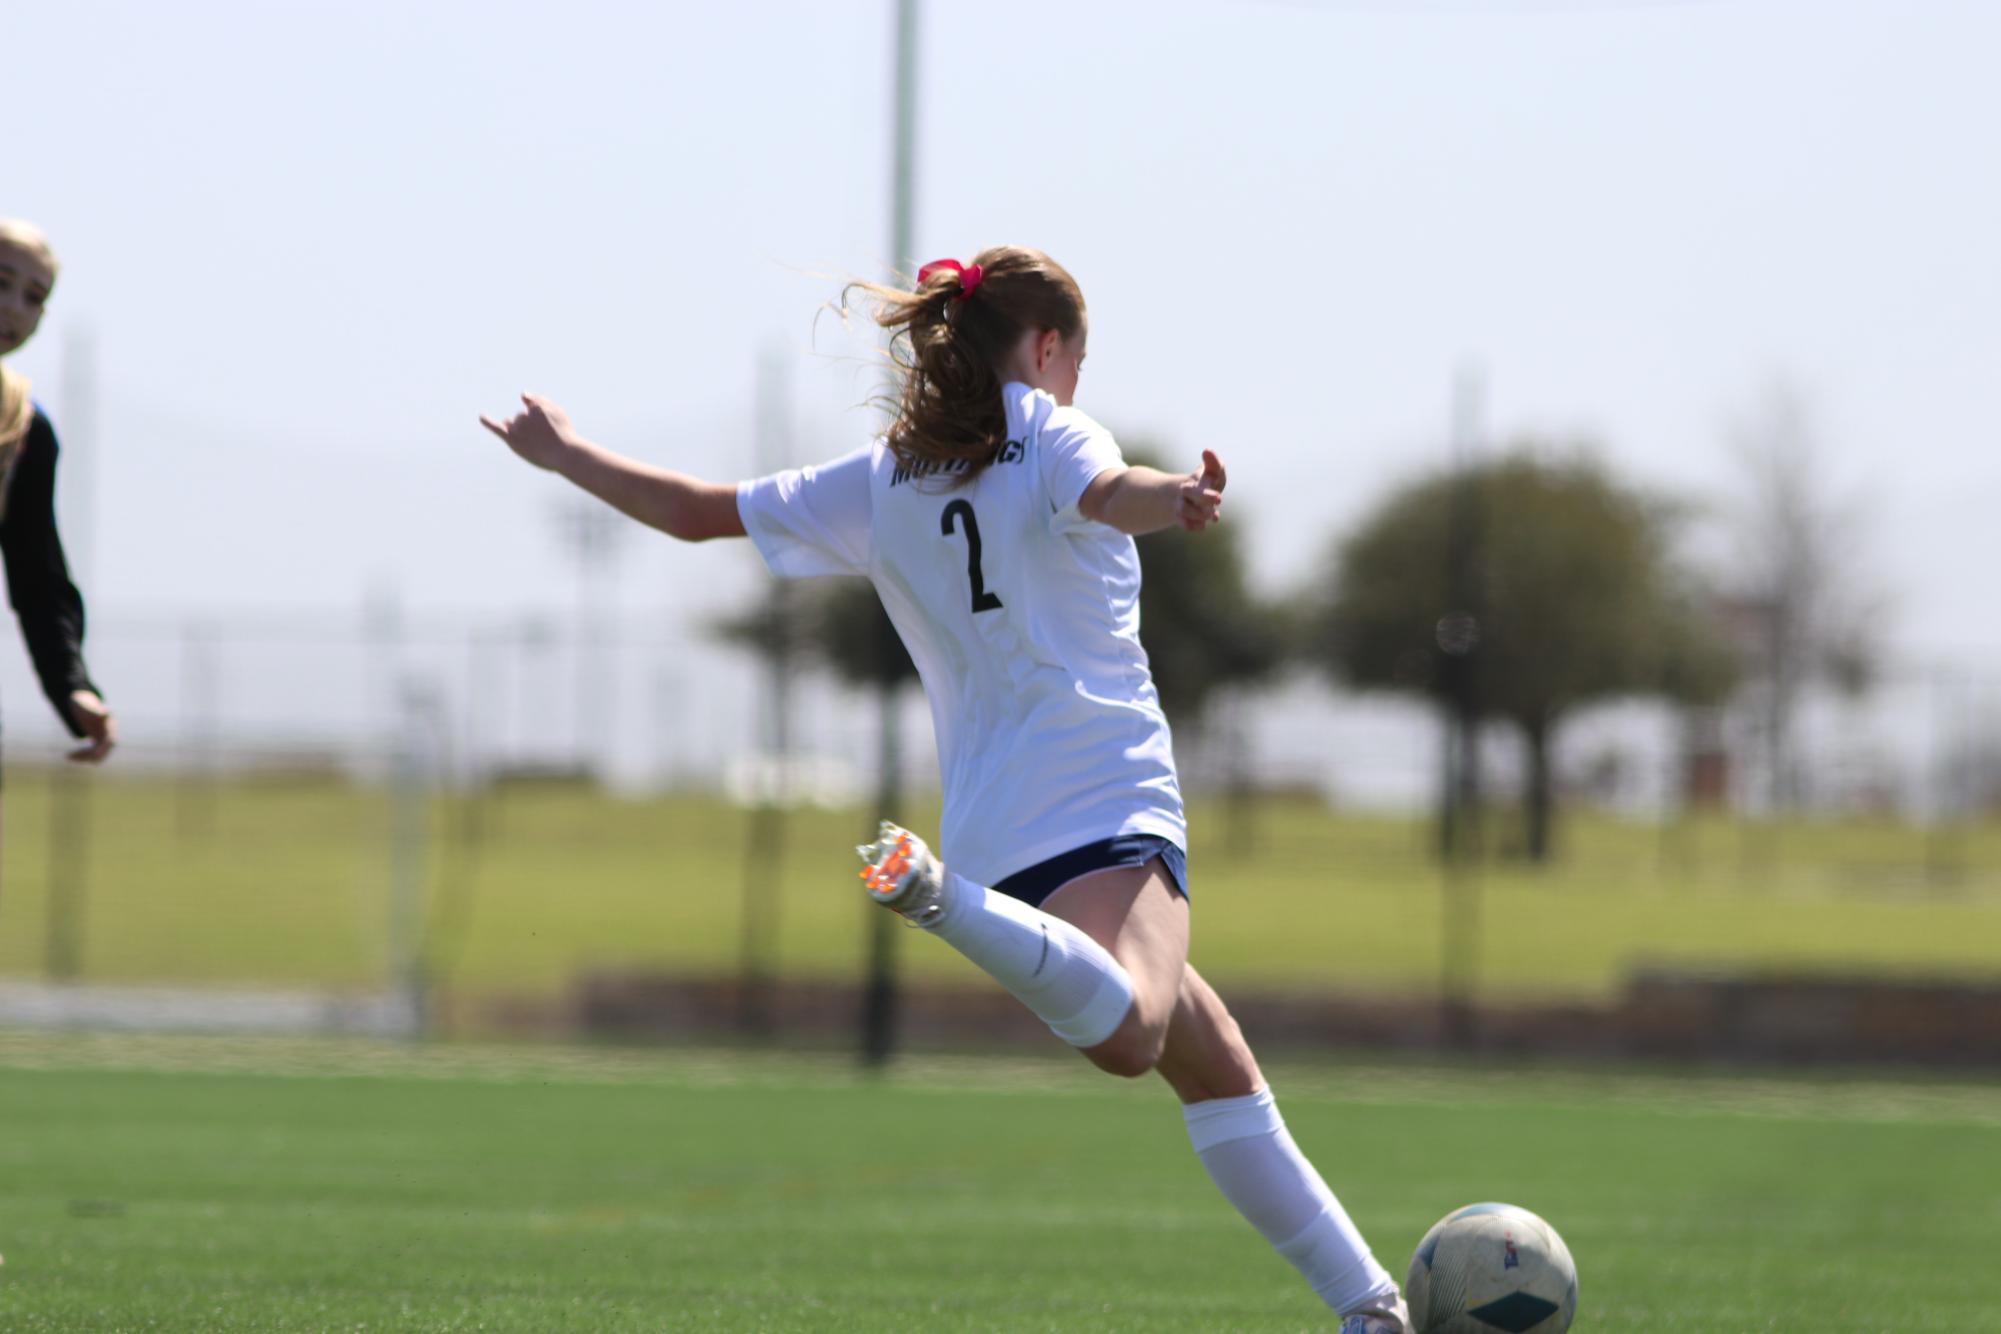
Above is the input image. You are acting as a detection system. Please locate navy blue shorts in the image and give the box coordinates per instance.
[991,835,1188,910]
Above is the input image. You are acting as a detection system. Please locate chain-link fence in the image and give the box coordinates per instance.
[1,609,1996,1042]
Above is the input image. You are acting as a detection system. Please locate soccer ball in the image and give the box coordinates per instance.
[1405,1202,1577,1333]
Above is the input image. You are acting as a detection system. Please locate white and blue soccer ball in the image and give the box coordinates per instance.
[1406,1202,1577,1334]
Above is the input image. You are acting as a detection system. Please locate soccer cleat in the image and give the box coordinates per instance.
[1338,1296,1411,1334]
[856,820,949,926]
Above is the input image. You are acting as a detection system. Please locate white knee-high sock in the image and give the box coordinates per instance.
[923,871,1134,1048]
[1184,1086,1398,1316]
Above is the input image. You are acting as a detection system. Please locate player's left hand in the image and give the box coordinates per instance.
[66,689,116,764]
[1178,449,1226,531]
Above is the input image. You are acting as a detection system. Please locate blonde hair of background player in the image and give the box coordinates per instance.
[0,219,61,504]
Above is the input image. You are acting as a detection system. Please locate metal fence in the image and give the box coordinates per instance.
[0,609,1996,1040]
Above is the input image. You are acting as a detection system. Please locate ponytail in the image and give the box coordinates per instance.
[846,244,1085,486]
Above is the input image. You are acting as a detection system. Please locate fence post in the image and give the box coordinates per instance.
[44,765,93,982]
[389,681,439,1038]
[177,619,221,842]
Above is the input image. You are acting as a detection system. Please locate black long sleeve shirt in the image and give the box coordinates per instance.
[2,407,98,737]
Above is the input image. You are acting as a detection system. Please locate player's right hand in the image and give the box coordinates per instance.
[66,689,117,764]
[1177,449,1226,531]
[479,393,583,472]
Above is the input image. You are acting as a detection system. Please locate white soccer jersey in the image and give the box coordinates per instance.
[737,380,1185,886]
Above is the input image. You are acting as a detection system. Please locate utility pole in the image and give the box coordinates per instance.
[550,499,625,780]
[860,0,920,1069]
[1438,365,1484,1048]
[45,329,102,982]
[737,348,796,1036]
[177,619,221,841]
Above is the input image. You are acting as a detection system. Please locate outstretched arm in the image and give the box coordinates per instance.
[1078,449,1226,535]
[2,412,117,762]
[479,394,746,542]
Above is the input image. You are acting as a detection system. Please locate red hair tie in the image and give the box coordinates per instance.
[918,257,984,300]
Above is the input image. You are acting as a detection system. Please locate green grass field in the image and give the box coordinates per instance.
[1,1032,1996,1331]
[3,768,2000,1008]
[2,771,1998,1009]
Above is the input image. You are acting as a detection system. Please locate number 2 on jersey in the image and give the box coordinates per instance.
[940,500,1003,614]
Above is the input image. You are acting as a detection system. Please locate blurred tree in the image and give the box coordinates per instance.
[1313,450,1734,862]
[1134,511,1290,729]
[811,581,919,708]
[1723,380,1884,814]
[713,584,820,677]
[1127,444,1291,855]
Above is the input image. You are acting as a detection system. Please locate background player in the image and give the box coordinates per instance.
[0,219,116,800]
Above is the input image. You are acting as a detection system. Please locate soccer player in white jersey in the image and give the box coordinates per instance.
[481,245,1408,1332]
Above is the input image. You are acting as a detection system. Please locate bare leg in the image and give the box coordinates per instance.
[1036,874,1264,1099]
[962,856,1404,1323]
[1156,965,1404,1323]
[1039,858,1188,1078]
[1155,965,1264,1103]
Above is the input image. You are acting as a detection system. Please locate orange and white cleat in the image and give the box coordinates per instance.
[856,820,948,926]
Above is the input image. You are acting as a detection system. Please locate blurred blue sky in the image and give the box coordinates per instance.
[10,0,1997,674]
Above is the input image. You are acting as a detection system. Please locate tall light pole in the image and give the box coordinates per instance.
[860,0,921,1069]
[736,348,797,1037]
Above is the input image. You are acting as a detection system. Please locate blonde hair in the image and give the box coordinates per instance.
[846,245,1086,487]
[0,219,61,512]
[0,218,58,272]
[0,369,30,462]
